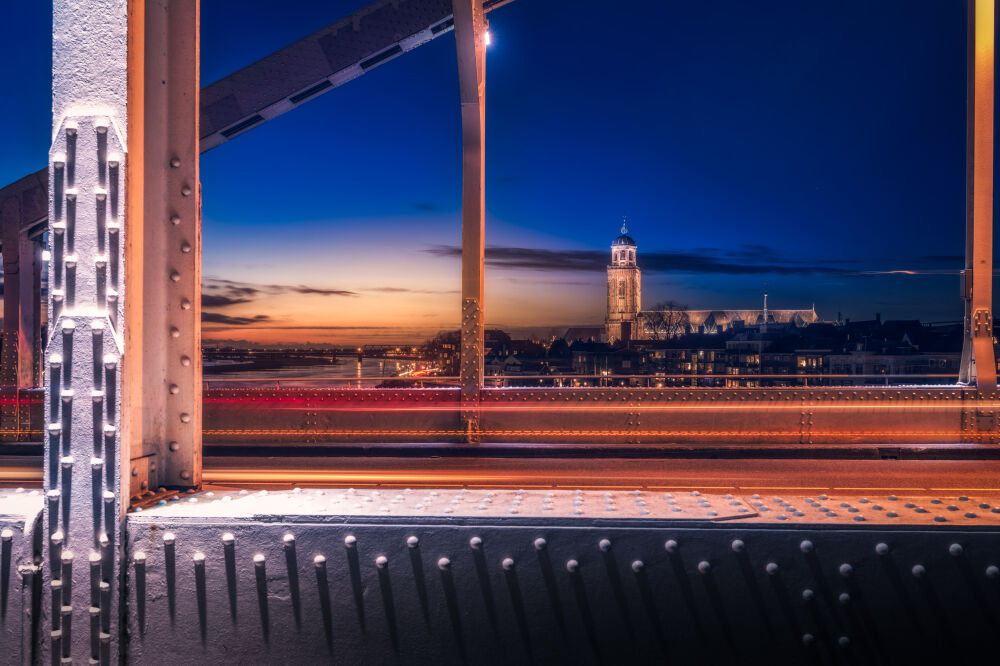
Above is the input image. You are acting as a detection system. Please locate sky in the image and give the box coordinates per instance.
[0,1,989,344]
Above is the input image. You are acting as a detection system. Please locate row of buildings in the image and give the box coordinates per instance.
[478,317,963,387]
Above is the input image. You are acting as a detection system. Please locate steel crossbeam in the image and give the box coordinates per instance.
[124,488,1000,664]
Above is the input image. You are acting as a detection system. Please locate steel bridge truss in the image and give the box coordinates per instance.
[1,0,999,663]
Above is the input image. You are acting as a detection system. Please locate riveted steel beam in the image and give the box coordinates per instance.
[127,0,202,491]
[125,488,1000,664]
[960,0,997,390]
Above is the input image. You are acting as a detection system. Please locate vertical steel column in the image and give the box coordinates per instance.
[126,0,202,490]
[18,234,42,387]
[454,0,487,441]
[45,2,130,661]
[1,217,20,387]
[961,0,997,389]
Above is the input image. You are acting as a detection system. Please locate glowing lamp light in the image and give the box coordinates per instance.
[483,30,492,46]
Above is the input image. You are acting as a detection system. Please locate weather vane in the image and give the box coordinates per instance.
[621,215,628,235]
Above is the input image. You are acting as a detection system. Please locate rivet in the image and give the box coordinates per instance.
[875,542,890,556]
[912,564,926,578]
[838,636,850,648]
[502,558,515,571]
[344,535,357,548]
[470,536,482,550]
[170,327,180,338]
[839,563,853,577]
[221,533,235,545]
[406,536,419,548]
[949,543,964,557]
[170,157,181,168]
[438,557,451,570]
[168,441,179,452]
[181,241,192,253]
[731,539,745,553]
[133,552,146,563]
[803,633,815,646]
[375,555,388,568]
[169,271,181,283]
[664,539,678,553]
[193,552,205,563]
[566,559,579,573]
[169,215,181,226]
[765,562,779,575]
[180,356,191,367]
[698,560,711,574]
[534,538,547,550]
[163,532,175,545]
[254,554,265,565]
[598,538,611,552]
[179,470,191,480]
[631,560,644,573]
[799,540,814,553]
[169,384,179,395]
[314,555,326,566]
[0,528,12,542]
[802,588,815,601]
[839,592,851,605]
[179,413,191,423]
[51,531,64,546]
[986,565,999,579]
[181,185,192,197]
[180,299,191,310]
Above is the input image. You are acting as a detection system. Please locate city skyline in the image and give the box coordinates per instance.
[0,1,988,344]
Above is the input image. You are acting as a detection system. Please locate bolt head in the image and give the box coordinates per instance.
[469,536,483,550]
[533,538,547,551]
[631,560,644,573]
[799,540,814,553]
[949,543,964,557]
[731,539,745,553]
[766,562,779,575]
[875,542,890,556]
[344,535,357,548]
[698,560,711,574]
[986,565,999,579]
[406,536,419,548]
[839,563,853,578]
[566,559,579,573]
[911,564,926,578]
[664,539,678,553]
[598,538,611,552]
[502,558,515,571]
[375,555,388,568]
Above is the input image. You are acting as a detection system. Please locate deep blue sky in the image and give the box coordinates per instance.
[0,1,988,342]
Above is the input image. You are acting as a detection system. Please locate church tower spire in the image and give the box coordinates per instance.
[606,219,641,343]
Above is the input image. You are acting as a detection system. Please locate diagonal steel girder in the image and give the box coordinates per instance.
[0,0,516,235]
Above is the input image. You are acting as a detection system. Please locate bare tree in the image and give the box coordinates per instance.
[644,301,690,339]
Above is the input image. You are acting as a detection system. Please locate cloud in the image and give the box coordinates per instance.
[202,312,272,326]
[202,294,251,308]
[203,277,358,299]
[362,287,459,294]
[413,202,438,212]
[423,245,849,275]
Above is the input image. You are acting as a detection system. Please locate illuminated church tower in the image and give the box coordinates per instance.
[606,219,641,343]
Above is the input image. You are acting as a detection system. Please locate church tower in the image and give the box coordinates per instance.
[606,219,641,343]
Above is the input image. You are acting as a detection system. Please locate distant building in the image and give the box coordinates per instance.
[604,221,819,343]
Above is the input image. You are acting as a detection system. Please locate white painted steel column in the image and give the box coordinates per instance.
[44,1,201,661]
[45,3,129,661]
